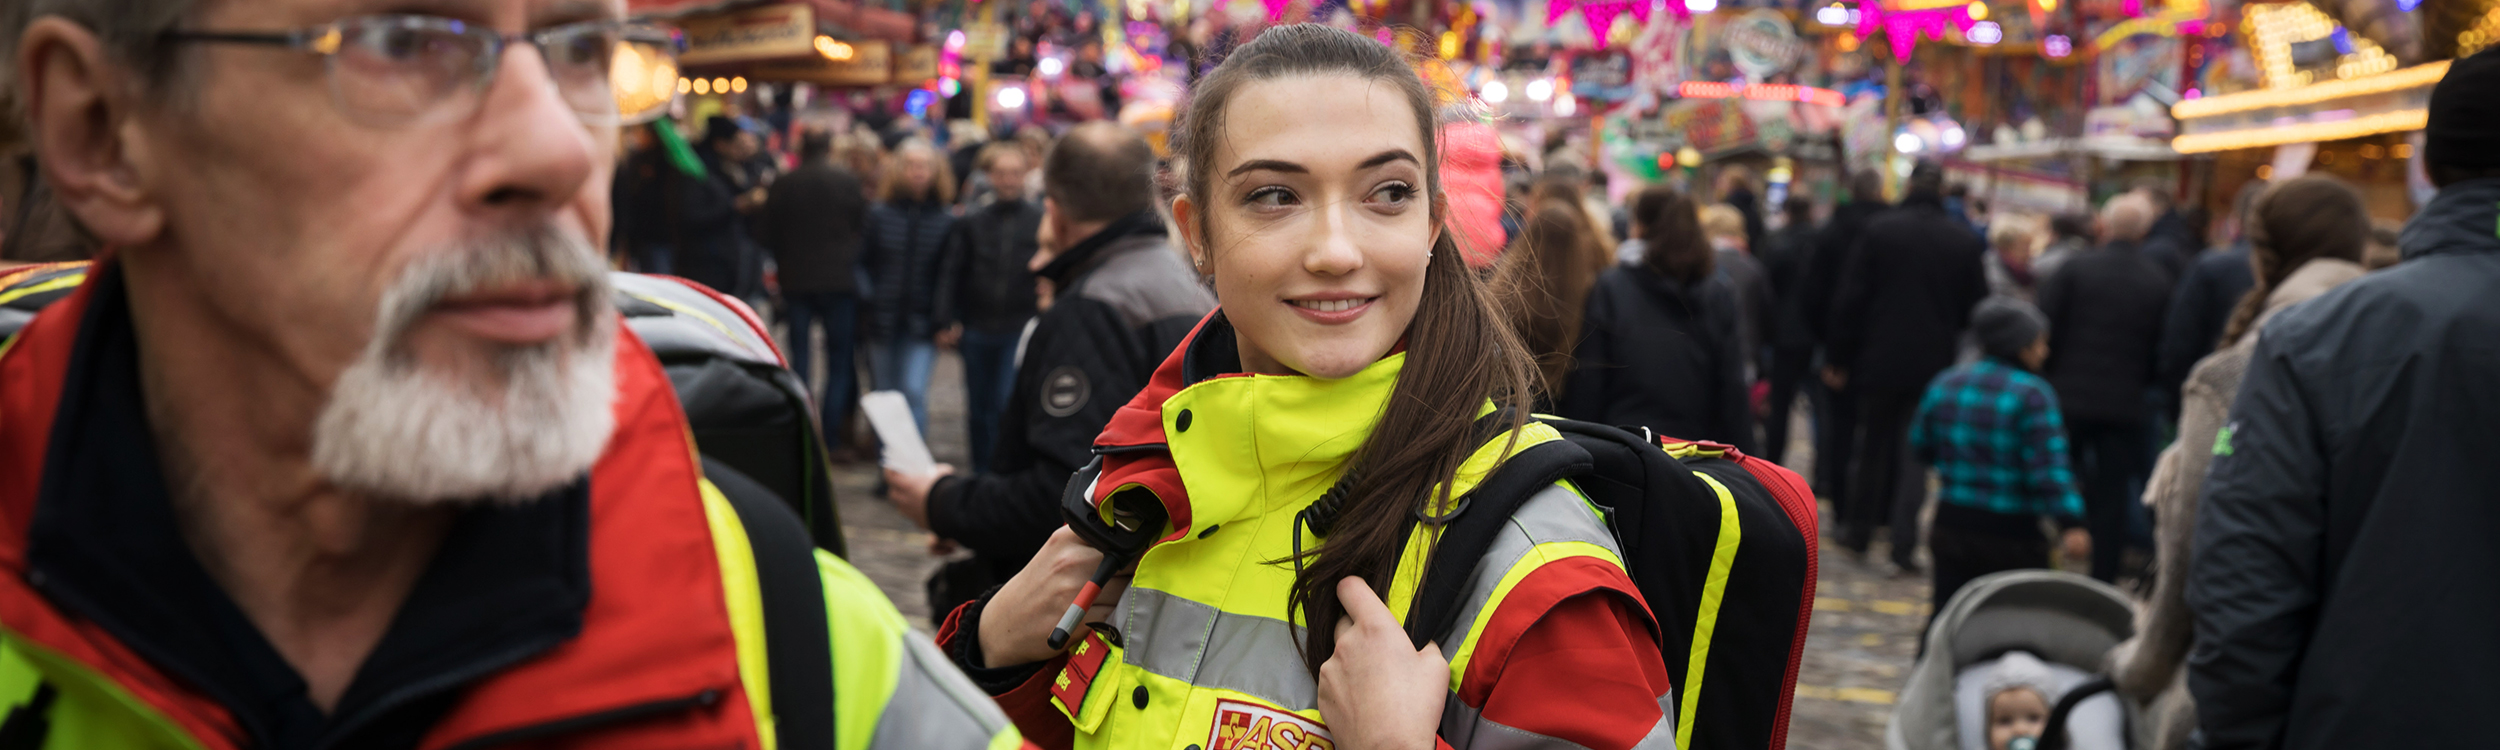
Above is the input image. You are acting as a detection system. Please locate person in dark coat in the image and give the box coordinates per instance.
[1563,184,1754,454]
[1757,196,1820,467]
[933,143,1044,474]
[673,117,761,297]
[884,124,1214,614]
[2036,192,2172,583]
[861,139,958,433]
[2153,180,2264,421]
[1825,161,1988,570]
[760,131,870,448]
[1801,169,1889,513]
[2187,53,2500,749]
[2136,178,2197,285]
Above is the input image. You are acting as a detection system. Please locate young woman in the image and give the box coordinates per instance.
[2106,176,2369,749]
[934,24,1677,750]
[861,139,957,431]
[1562,184,1754,454]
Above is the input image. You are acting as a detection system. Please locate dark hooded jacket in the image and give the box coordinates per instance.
[2187,178,2500,750]
[1824,193,1988,395]
[1561,265,1755,453]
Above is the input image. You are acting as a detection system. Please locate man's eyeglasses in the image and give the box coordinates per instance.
[164,15,684,127]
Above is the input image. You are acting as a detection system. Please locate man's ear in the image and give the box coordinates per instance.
[1170,193,1203,270]
[19,16,164,247]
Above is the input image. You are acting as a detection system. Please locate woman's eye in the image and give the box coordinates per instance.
[1245,187,1297,208]
[1369,183,1416,205]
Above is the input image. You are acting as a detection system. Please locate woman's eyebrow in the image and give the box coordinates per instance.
[1358,149,1420,170]
[1227,159,1306,178]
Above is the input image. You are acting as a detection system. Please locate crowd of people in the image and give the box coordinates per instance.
[3,0,2499,746]
[594,40,2500,750]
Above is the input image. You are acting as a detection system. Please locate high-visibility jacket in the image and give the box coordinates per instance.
[0,260,1021,750]
[938,314,1679,750]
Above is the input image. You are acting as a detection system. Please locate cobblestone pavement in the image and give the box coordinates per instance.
[826,349,1928,746]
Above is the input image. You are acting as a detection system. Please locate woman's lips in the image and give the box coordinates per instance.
[429,283,578,345]
[1285,296,1379,324]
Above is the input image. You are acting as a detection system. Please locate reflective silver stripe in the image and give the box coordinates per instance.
[1118,587,1319,712]
[1440,692,1677,750]
[1112,485,1623,722]
[1434,484,1624,655]
[871,630,1018,749]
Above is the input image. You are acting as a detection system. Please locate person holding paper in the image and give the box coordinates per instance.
[883,122,1214,616]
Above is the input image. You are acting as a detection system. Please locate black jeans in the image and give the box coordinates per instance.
[1815,380,1859,517]
[1927,517,2052,633]
[1845,388,1925,566]
[2067,418,2152,582]
[1763,344,1816,467]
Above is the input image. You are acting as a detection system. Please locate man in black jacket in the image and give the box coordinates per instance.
[884,123,1213,615]
[2188,50,2500,750]
[1801,169,1888,517]
[1757,195,1819,467]
[934,143,1045,473]
[1826,161,1987,571]
[2037,192,2171,583]
[760,131,870,446]
[2152,180,2263,421]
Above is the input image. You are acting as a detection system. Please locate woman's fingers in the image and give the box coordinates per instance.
[1336,576,1398,634]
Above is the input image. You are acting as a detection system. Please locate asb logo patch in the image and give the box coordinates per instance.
[1208,699,1334,750]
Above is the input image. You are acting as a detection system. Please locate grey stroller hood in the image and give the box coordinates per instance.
[1885,570,2149,750]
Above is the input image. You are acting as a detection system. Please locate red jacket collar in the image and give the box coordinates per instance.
[0,261,760,749]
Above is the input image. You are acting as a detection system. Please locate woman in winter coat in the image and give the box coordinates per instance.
[861,139,958,431]
[1562,184,1755,453]
[2104,175,2372,749]
[935,24,1678,750]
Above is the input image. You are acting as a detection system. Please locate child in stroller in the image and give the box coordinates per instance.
[1886,570,2151,750]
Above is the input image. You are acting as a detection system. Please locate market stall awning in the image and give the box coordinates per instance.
[2168,59,2445,153]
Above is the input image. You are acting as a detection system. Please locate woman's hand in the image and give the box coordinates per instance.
[1317,577,1448,750]
[978,526,1128,667]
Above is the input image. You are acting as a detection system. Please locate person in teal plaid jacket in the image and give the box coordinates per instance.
[1911,297,2091,616]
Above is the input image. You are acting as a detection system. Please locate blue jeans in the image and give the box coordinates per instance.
[783,293,859,449]
[869,337,938,435]
[958,326,1024,473]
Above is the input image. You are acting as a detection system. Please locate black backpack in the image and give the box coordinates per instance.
[1404,416,1818,750]
[0,264,847,556]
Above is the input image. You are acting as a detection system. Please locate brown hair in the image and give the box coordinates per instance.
[877,139,957,204]
[1631,184,1714,284]
[1173,23,1536,675]
[1045,121,1160,223]
[1494,202,1602,400]
[2219,175,2369,346]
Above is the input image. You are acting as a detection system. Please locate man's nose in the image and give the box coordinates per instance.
[457,44,600,215]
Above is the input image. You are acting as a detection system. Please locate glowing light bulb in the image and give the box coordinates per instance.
[1525,78,1554,101]
[1966,1,1987,20]
[1482,80,1510,103]
[996,86,1027,110]
[1895,132,1924,153]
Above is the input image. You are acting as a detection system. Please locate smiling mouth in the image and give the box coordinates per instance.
[1289,297,1378,313]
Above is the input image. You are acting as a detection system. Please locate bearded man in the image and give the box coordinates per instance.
[0,0,1020,747]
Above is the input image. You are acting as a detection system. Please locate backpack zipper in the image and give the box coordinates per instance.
[436,688,723,750]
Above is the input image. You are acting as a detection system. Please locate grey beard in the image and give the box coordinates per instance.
[309,228,617,505]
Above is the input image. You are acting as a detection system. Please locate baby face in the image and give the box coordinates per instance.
[1988,687,2049,750]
